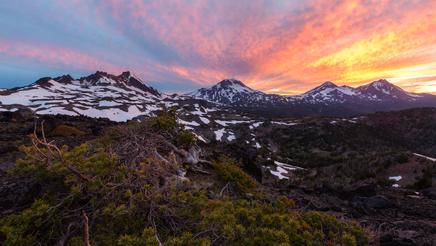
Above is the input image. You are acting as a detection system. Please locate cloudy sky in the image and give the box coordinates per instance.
[0,0,435,94]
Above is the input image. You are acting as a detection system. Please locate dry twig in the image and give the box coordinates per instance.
[32,121,91,182]
[82,210,91,246]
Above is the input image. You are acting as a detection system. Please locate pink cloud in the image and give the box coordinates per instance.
[4,0,436,94]
[0,39,126,74]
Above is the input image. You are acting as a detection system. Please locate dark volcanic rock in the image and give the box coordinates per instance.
[422,187,436,200]
[351,195,395,215]
[339,180,377,199]
[379,220,436,246]
[364,195,395,209]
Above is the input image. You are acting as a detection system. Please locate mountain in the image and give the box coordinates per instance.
[187,79,264,104]
[0,71,234,124]
[1,71,436,121]
[0,71,166,122]
[355,79,421,101]
[191,78,436,116]
[188,79,292,109]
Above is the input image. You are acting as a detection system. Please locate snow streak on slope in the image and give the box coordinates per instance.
[0,71,162,122]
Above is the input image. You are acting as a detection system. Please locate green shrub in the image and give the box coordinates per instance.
[213,157,257,194]
[176,130,197,148]
[150,109,177,132]
[116,228,160,246]
[0,199,63,245]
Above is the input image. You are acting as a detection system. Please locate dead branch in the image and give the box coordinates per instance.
[219,183,230,197]
[148,204,163,246]
[191,168,212,175]
[56,222,78,246]
[164,141,212,167]
[153,148,170,165]
[32,121,91,182]
[82,211,91,246]
[152,218,163,246]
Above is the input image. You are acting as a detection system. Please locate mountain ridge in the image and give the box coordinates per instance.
[190,77,436,117]
[1,71,436,120]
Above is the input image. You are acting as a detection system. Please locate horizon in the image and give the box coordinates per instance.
[2,69,429,96]
[0,1,435,94]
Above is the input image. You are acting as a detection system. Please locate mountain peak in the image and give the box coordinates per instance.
[320,81,338,88]
[119,71,132,80]
[41,71,161,96]
[368,79,396,89]
[216,79,248,88]
[212,79,258,95]
[303,81,338,95]
[359,79,402,91]
[355,79,411,101]
[188,78,262,104]
[80,71,113,84]
[53,75,74,84]
[33,77,53,87]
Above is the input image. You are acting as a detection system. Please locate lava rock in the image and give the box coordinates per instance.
[364,195,395,209]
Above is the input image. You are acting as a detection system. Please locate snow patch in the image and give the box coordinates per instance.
[274,161,305,171]
[388,176,402,182]
[413,153,436,162]
[272,121,297,126]
[249,122,263,129]
[215,120,251,126]
[269,166,289,180]
[214,128,225,141]
[177,119,200,127]
[199,117,210,124]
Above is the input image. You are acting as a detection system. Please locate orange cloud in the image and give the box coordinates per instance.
[4,0,436,94]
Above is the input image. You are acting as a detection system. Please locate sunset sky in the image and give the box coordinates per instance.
[0,0,435,94]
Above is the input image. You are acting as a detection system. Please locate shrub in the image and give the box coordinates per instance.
[197,199,368,245]
[0,199,63,245]
[150,108,177,132]
[176,130,197,148]
[213,157,258,194]
[49,124,86,137]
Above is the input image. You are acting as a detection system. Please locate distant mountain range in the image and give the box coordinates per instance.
[189,78,436,116]
[1,71,436,120]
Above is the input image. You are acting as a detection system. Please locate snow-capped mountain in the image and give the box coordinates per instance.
[1,71,436,121]
[188,79,264,104]
[0,71,242,127]
[191,78,436,116]
[188,79,290,107]
[354,79,422,101]
[297,81,357,103]
[0,71,167,121]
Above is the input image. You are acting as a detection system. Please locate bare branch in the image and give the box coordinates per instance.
[32,121,91,182]
[219,183,230,197]
[56,222,78,246]
[82,211,91,246]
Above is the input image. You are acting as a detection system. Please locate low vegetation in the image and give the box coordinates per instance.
[49,124,86,137]
[0,112,369,245]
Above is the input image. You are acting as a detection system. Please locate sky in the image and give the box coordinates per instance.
[0,0,435,94]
